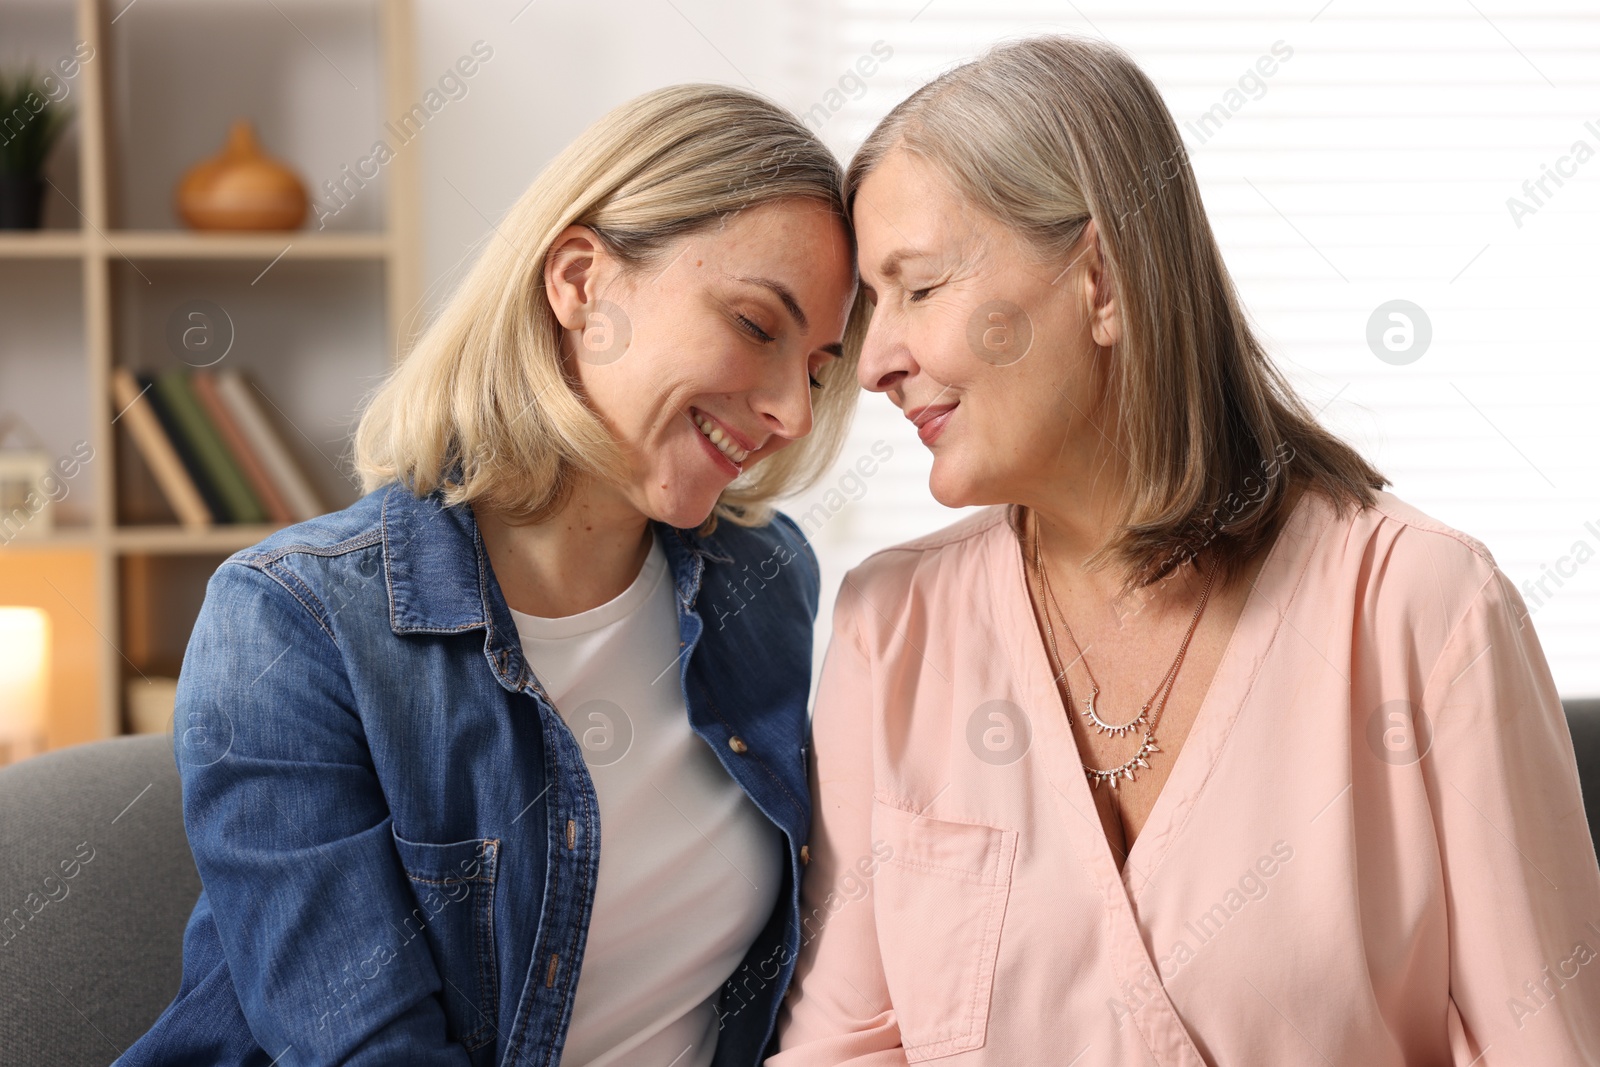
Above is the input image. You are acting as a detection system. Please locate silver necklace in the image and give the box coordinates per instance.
[1029,511,1219,789]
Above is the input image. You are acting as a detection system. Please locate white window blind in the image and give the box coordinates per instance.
[777,0,1600,697]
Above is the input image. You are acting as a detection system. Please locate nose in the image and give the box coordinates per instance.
[750,359,816,443]
[857,305,914,393]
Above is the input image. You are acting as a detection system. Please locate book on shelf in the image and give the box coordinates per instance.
[114,367,325,528]
[111,368,211,529]
[151,371,267,525]
[212,370,325,523]
[191,372,294,524]
[138,372,228,523]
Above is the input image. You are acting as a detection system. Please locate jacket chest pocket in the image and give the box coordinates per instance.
[391,830,501,1056]
[872,801,1017,1062]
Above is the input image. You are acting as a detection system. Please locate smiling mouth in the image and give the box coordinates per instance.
[907,401,958,445]
[691,409,751,465]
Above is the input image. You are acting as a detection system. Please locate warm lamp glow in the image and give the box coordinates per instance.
[0,606,50,763]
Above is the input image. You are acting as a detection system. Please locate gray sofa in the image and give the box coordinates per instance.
[0,735,198,1067]
[4,707,1600,1067]
[1566,698,1600,845]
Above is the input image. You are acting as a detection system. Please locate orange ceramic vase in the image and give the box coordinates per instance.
[176,119,307,231]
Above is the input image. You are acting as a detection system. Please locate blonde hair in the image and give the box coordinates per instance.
[846,34,1386,587]
[356,83,865,528]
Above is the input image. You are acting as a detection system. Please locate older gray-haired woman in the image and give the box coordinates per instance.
[774,35,1600,1067]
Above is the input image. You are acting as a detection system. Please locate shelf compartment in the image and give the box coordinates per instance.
[0,260,96,531]
[118,552,225,724]
[110,256,384,525]
[105,0,388,234]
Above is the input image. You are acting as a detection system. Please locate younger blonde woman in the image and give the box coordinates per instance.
[121,84,860,1067]
[775,36,1600,1066]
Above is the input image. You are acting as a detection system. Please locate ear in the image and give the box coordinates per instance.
[1078,219,1121,348]
[543,225,610,332]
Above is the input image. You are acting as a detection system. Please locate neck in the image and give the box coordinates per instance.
[1026,498,1121,574]
[1024,495,1211,644]
[1014,439,1218,619]
[1015,444,1132,596]
[474,478,652,619]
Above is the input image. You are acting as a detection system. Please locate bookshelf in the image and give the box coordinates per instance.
[0,0,420,744]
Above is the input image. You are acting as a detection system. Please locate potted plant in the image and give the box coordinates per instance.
[0,68,73,230]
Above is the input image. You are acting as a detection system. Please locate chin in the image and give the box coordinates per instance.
[927,464,980,509]
[929,459,1008,511]
[929,482,987,510]
[637,447,734,529]
[644,481,724,530]
[649,499,717,530]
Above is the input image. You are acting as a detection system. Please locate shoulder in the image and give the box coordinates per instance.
[1305,489,1514,664]
[208,488,394,640]
[1362,491,1497,572]
[1327,489,1499,605]
[229,487,388,570]
[850,505,1008,587]
[833,506,1011,628]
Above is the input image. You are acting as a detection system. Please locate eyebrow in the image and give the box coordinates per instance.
[871,249,924,281]
[735,275,844,357]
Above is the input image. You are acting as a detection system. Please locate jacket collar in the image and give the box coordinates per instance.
[380,482,725,636]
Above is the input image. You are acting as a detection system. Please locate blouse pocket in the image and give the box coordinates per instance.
[390,829,501,1054]
[872,801,1017,1061]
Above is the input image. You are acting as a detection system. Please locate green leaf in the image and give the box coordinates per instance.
[0,68,75,176]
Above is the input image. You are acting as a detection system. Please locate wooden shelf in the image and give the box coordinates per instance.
[0,0,421,742]
[113,525,287,555]
[107,230,391,261]
[0,232,89,259]
[0,529,98,551]
[0,526,288,554]
[0,231,390,262]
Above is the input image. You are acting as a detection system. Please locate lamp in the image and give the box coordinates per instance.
[0,606,50,764]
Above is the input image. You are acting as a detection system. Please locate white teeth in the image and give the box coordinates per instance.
[693,413,748,465]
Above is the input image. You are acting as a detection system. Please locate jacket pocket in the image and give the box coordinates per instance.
[390,829,501,1053]
[872,801,1016,1061]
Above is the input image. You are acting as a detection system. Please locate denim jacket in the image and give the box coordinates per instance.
[118,484,817,1067]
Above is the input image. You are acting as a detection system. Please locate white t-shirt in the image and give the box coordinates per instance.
[509,538,782,1067]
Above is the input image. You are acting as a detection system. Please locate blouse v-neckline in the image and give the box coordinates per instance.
[995,491,1332,899]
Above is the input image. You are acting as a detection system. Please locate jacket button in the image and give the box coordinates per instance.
[728,736,749,754]
[800,845,810,866]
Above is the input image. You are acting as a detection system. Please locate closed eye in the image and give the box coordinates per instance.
[908,286,934,303]
[739,311,820,388]
[737,314,775,343]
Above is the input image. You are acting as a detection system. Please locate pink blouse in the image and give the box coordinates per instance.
[771,490,1600,1066]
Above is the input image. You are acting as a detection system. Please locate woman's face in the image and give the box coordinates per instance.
[547,198,854,529]
[852,147,1121,510]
